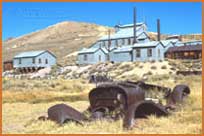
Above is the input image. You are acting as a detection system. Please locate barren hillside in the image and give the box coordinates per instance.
[3,21,113,65]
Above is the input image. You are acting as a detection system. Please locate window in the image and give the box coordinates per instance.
[99,55,101,61]
[122,39,125,45]
[19,58,21,64]
[158,49,160,57]
[84,54,87,61]
[32,58,35,64]
[147,49,152,57]
[128,38,131,45]
[115,40,118,47]
[45,59,48,64]
[190,52,194,56]
[39,58,42,64]
[136,49,141,58]
[102,41,105,47]
[184,52,189,57]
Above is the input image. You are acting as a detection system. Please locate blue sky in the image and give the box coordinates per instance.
[3,2,202,40]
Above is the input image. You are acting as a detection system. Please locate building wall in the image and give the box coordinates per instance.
[133,44,165,62]
[77,49,107,64]
[35,52,56,67]
[110,51,132,62]
[3,62,13,71]
[13,52,56,68]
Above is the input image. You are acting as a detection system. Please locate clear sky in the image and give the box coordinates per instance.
[3,2,202,40]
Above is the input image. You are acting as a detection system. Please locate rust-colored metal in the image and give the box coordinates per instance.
[47,103,87,125]
[89,82,145,113]
[166,84,190,106]
[39,81,191,129]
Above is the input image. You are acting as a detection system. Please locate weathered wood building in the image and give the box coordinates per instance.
[165,44,202,59]
[13,50,57,73]
[3,60,13,71]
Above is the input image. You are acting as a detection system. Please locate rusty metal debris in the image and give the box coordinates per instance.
[39,81,190,129]
[39,104,87,125]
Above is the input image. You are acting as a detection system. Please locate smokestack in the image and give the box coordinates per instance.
[157,19,160,41]
[133,7,137,44]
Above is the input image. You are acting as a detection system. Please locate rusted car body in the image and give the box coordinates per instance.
[40,81,190,129]
[88,81,172,128]
[47,104,87,125]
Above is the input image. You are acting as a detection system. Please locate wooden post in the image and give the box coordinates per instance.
[133,7,137,44]
[107,29,111,61]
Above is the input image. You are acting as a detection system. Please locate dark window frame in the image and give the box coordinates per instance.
[32,58,35,64]
[45,59,48,64]
[147,48,152,57]
[84,54,87,61]
[19,58,21,64]
[39,58,42,64]
[128,38,131,45]
[136,49,141,58]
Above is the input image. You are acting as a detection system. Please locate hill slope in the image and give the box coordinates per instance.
[3,21,113,65]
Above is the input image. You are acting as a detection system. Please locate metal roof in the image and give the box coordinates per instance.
[176,40,202,46]
[160,40,173,47]
[78,48,98,54]
[133,41,161,48]
[167,44,202,52]
[99,27,147,40]
[115,22,145,28]
[113,46,133,53]
[14,50,47,58]
[78,47,108,54]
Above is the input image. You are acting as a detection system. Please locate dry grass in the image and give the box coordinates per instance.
[2,75,202,134]
[3,79,94,103]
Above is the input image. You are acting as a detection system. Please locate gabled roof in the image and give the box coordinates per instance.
[160,40,174,47]
[133,41,163,48]
[14,50,56,59]
[101,47,108,54]
[78,48,99,54]
[167,44,202,52]
[115,22,145,28]
[78,47,108,54]
[99,27,148,40]
[113,46,133,53]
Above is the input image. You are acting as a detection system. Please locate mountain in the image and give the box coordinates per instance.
[3,21,201,66]
[3,21,113,65]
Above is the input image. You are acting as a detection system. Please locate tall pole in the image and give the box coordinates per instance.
[133,7,137,44]
[107,29,111,61]
[157,19,160,41]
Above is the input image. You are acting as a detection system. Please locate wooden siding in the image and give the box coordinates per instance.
[13,51,56,68]
[77,48,107,64]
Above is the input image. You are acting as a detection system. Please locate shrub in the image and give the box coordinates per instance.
[139,65,143,69]
[161,65,167,69]
[151,66,157,70]
[146,71,153,75]
[150,60,156,63]
[170,67,176,71]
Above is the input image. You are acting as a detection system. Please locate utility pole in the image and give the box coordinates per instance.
[107,29,111,61]
[133,7,137,44]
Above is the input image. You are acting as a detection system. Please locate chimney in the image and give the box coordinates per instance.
[133,7,137,44]
[157,19,160,41]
